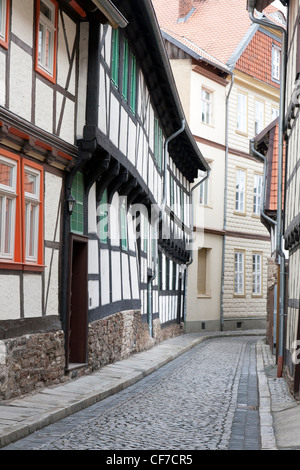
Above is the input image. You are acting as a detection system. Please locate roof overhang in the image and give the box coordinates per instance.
[247,0,288,13]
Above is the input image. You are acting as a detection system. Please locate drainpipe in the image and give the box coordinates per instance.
[220,72,234,331]
[148,119,186,337]
[248,1,287,377]
[183,168,210,328]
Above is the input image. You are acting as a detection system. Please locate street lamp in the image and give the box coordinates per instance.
[67,193,76,214]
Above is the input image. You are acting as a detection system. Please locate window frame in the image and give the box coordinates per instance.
[70,171,84,235]
[0,150,44,270]
[35,0,58,84]
[253,173,263,217]
[23,164,42,263]
[271,44,280,82]
[234,250,245,297]
[235,168,246,215]
[201,87,213,126]
[0,0,9,49]
[237,91,248,134]
[154,118,163,171]
[252,252,262,297]
[254,99,265,135]
[0,155,18,259]
[120,198,128,251]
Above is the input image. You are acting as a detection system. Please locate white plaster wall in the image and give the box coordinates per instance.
[44,172,62,243]
[23,274,42,317]
[127,118,136,166]
[0,275,20,320]
[100,249,110,305]
[109,93,119,147]
[9,43,32,122]
[88,280,99,309]
[98,64,108,134]
[0,52,5,106]
[111,251,122,302]
[129,256,139,300]
[121,253,131,299]
[109,193,120,246]
[35,78,53,134]
[44,247,59,316]
[11,0,33,47]
[119,107,128,156]
[56,95,75,144]
[88,239,99,274]
[57,12,76,94]
[77,22,89,139]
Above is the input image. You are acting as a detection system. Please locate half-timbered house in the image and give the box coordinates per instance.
[0,0,208,399]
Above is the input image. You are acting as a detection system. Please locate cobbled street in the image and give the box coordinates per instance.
[3,336,261,451]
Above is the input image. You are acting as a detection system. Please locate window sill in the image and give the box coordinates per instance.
[235,130,248,137]
[197,294,212,299]
[0,261,45,272]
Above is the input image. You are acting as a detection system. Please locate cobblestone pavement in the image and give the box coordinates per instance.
[3,336,262,451]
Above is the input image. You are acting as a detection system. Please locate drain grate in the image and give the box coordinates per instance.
[237,404,258,410]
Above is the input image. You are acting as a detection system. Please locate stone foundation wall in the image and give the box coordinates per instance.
[0,330,65,400]
[88,310,183,372]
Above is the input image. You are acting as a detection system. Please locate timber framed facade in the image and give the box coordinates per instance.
[0,0,207,399]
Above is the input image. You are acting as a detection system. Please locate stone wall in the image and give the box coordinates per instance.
[0,330,65,400]
[88,310,183,372]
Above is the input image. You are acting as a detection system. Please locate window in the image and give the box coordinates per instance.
[24,166,41,262]
[237,92,247,133]
[36,0,58,83]
[272,45,280,81]
[197,248,211,296]
[234,251,244,296]
[71,171,84,234]
[0,0,9,49]
[199,170,209,206]
[235,168,246,213]
[130,53,136,114]
[169,173,174,208]
[0,156,17,259]
[272,107,279,120]
[253,253,262,296]
[111,28,119,87]
[253,173,263,216]
[255,100,264,135]
[0,150,43,268]
[201,88,212,125]
[120,198,127,250]
[154,118,163,171]
[122,38,129,100]
[98,189,108,244]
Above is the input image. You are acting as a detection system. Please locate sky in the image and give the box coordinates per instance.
[272,0,287,14]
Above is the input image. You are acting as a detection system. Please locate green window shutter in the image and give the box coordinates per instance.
[111,28,119,87]
[154,118,163,171]
[130,53,136,113]
[158,127,163,171]
[98,189,108,243]
[170,174,174,207]
[71,172,84,234]
[120,200,128,250]
[122,38,129,100]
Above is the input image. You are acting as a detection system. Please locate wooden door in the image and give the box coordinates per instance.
[67,234,88,366]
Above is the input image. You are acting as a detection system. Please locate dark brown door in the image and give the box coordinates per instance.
[67,234,88,366]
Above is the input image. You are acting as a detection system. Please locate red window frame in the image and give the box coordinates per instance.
[35,0,58,84]
[0,149,44,271]
[0,0,10,50]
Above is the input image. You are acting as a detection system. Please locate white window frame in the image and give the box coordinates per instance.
[0,156,17,259]
[201,88,212,125]
[272,45,280,81]
[253,173,263,216]
[272,107,279,120]
[255,100,264,135]
[38,0,56,76]
[24,166,41,262]
[0,0,6,41]
[237,92,247,133]
[234,251,245,296]
[235,168,246,214]
[199,170,209,206]
[252,252,262,296]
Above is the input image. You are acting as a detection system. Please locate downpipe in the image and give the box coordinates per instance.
[148,119,186,337]
[248,1,287,377]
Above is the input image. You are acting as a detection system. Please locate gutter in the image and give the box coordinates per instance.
[220,71,234,331]
[90,0,128,28]
[248,1,287,377]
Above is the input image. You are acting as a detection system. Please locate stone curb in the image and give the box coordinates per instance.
[256,339,277,450]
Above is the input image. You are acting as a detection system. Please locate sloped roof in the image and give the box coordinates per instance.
[152,0,284,70]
